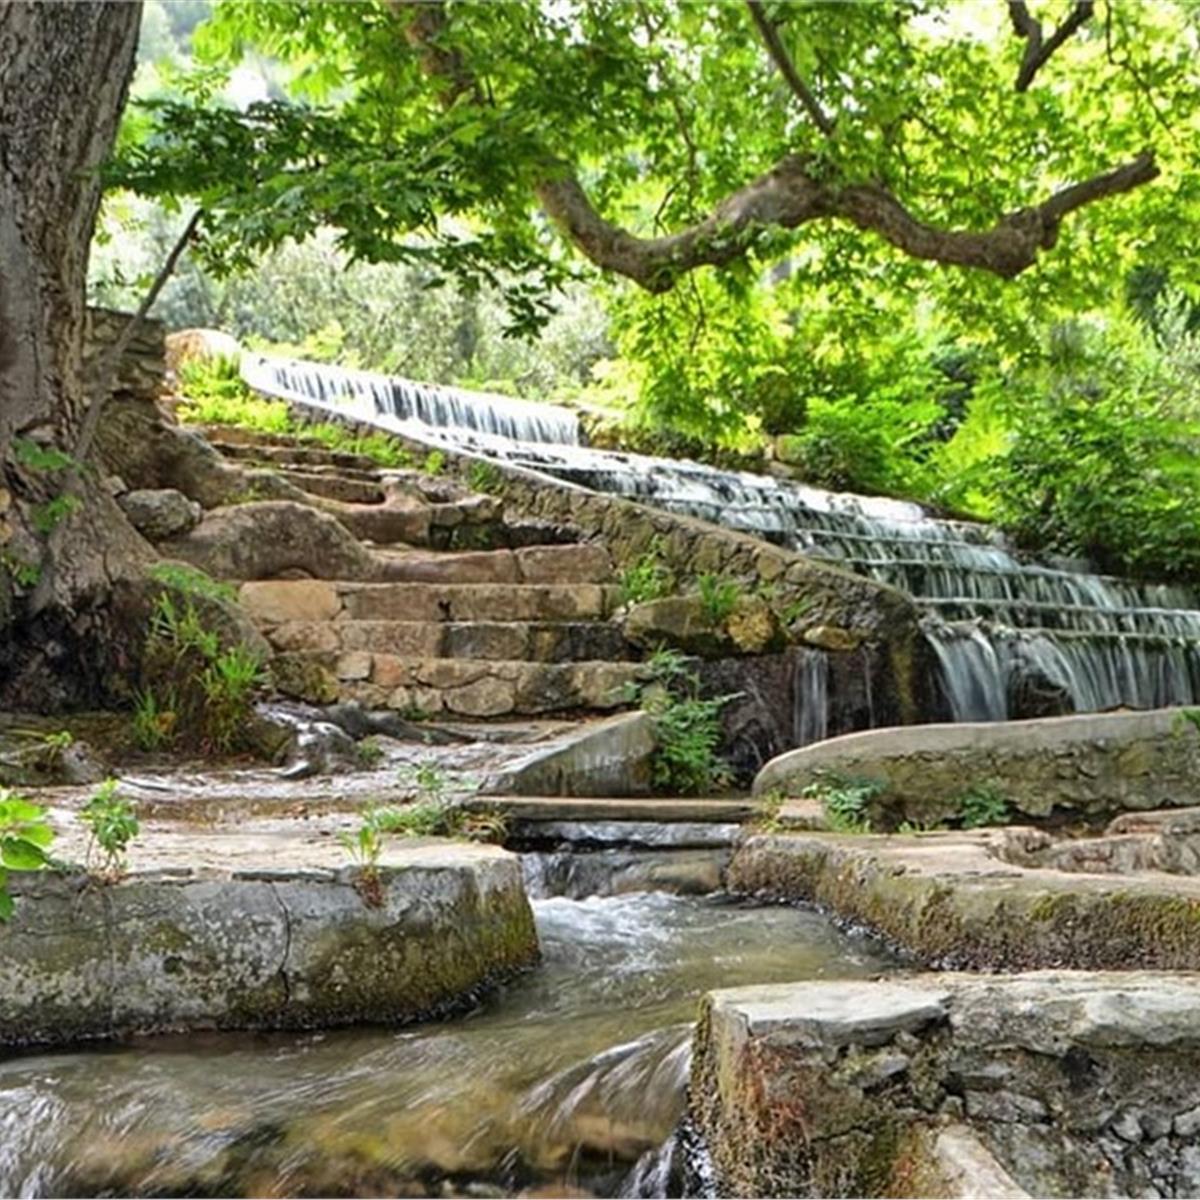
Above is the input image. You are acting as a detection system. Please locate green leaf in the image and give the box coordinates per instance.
[1,837,49,871]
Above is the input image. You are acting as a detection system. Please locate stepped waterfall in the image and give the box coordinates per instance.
[242,353,1200,728]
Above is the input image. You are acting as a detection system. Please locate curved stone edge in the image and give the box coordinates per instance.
[752,707,1200,822]
[0,845,537,1048]
[690,971,1200,1198]
[727,832,1200,971]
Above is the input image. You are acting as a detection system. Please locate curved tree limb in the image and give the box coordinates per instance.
[744,0,834,137]
[393,1,1157,294]
[537,151,1158,292]
[1008,0,1095,92]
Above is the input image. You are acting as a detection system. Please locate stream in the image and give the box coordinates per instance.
[0,865,898,1199]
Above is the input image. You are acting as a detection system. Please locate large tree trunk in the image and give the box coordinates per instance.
[0,1,151,708]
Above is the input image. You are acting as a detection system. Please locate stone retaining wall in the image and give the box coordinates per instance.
[753,708,1200,824]
[692,972,1200,1198]
[0,842,537,1047]
[83,305,166,403]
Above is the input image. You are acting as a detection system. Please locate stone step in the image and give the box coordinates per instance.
[274,468,386,505]
[265,618,632,663]
[371,543,612,585]
[467,796,757,822]
[240,579,619,625]
[271,653,641,717]
[210,438,383,473]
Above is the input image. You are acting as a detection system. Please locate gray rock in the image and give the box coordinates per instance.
[1112,1110,1143,1142]
[711,980,951,1049]
[161,500,379,581]
[480,710,656,797]
[118,487,202,542]
[1174,1105,1200,1138]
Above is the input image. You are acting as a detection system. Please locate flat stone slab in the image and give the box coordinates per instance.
[0,827,536,1048]
[468,796,758,822]
[729,829,1200,971]
[694,971,1200,1198]
[708,979,951,1048]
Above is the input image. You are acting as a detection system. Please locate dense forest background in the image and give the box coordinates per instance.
[92,0,1200,582]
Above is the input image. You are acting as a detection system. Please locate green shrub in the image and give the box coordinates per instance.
[0,789,56,920]
[79,778,139,874]
[131,687,176,751]
[619,539,674,605]
[466,459,503,493]
[178,357,295,433]
[697,573,741,623]
[626,648,736,795]
[200,646,267,753]
[138,590,265,755]
[148,562,236,604]
[801,774,886,834]
[957,782,1011,829]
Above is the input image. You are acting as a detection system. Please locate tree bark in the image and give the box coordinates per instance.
[0,2,151,706]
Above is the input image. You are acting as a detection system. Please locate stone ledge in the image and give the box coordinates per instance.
[0,841,537,1048]
[692,971,1200,1198]
[728,830,1200,971]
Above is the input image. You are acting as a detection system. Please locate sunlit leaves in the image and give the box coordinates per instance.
[0,792,56,921]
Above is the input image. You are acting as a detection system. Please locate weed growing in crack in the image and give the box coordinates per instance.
[79,778,139,876]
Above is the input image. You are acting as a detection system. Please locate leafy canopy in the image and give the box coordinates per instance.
[111,0,1200,335]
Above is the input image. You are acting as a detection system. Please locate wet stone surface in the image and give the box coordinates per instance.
[0,891,897,1198]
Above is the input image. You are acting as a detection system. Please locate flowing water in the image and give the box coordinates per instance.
[240,353,1200,727]
[0,881,896,1199]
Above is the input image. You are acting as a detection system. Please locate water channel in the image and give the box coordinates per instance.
[0,869,897,1198]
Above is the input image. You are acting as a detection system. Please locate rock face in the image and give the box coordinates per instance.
[701,643,921,782]
[692,972,1200,1198]
[622,594,782,658]
[117,488,202,542]
[0,842,537,1048]
[161,500,379,581]
[752,707,1200,825]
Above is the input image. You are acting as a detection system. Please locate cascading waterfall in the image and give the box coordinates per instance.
[240,353,581,445]
[793,648,829,747]
[243,356,1200,726]
[443,437,1200,722]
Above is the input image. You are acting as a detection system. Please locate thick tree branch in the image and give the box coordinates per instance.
[1008,0,1095,92]
[536,151,1158,293]
[395,1,1157,294]
[744,0,834,137]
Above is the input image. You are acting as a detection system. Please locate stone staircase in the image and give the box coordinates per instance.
[204,428,572,550]
[198,427,646,720]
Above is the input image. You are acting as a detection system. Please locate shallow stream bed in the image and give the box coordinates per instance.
[0,865,897,1198]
